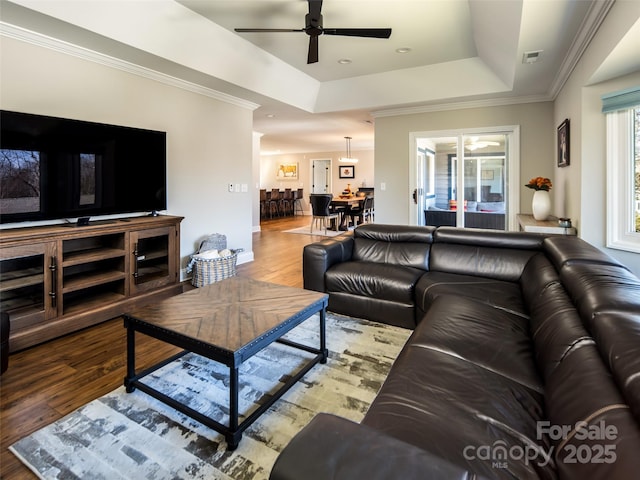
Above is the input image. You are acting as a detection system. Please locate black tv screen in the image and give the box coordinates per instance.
[0,110,167,224]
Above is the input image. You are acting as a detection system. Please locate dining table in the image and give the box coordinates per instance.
[330,196,365,230]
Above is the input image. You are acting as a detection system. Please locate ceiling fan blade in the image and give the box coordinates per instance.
[323,28,392,38]
[234,28,303,33]
[308,35,319,64]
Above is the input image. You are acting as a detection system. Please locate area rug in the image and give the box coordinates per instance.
[10,313,411,480]
[282,225,346,237]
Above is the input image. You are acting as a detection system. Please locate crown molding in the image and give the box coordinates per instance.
[371,93,552,118]
[548,0,616,99]
[372,0,615,119]
[0,22,260,111]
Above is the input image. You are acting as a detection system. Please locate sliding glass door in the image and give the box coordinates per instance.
[411,127,519,230]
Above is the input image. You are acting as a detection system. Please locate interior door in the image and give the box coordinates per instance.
[312,159,332,194]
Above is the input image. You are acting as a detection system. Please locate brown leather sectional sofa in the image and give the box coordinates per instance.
[270,224,640,480]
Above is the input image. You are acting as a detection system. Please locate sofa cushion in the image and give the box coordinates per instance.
[327,292,417,329]
[520,252,563,306]
[363,297,551,479]
[429,243,536,281]
[326,261,425,305]
[477,201,505,212]
[588,311,640,424]
[352,237,431,270]
[351,224,433,270]
[544,342,640,480]
[560,263,640,320]
[414,295,541,392]
[415,271,527,322]
[433,227,545,250]
[429,227,542,282]
[528,281,591,380]
[270,413,479,480]
[543,235,628,270]
[521,253,592,380]
[354,223,436,243]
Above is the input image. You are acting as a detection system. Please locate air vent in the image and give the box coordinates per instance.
[523,50,543,64]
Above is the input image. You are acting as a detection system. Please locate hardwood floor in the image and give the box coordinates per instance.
[0,215,325,479]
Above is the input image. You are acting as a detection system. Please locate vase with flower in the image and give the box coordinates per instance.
[525,177,552,221]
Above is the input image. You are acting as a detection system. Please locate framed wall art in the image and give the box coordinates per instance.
[276,163,298,179]
[339,165,355,179]
[557,119,570,167]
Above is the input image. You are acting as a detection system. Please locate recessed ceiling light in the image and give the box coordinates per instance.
[265,114,276,118]
[396,47,412,54]
[338,58,352,64]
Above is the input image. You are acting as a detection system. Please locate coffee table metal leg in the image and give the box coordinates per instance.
[124,322,136,393]
[320,308,328,364]
[227,366,241,450]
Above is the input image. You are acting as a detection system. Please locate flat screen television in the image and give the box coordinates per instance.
[0,110,167,225]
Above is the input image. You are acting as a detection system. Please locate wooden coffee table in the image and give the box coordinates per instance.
[123,276,329,450]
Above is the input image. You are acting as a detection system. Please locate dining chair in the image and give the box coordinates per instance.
[349,195,374,227]
[309,194,339,234]
[365,195,375,222]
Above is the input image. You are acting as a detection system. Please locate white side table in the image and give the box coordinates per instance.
[517,214,577,235]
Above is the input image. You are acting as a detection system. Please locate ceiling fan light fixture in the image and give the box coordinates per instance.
[339,136,358,163]
[234,0,392,64]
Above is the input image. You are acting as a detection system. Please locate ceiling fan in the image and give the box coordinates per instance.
[451,137,501,151]
[234,0,392,64]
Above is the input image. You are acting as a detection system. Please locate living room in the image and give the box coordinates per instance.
[1,0,640,478]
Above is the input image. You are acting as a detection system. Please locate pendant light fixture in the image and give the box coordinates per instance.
[339,136,358,163]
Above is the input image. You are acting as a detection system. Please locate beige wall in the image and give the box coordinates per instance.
[0,37,255,277]
[554,0,640,276]
[374,102,554,225]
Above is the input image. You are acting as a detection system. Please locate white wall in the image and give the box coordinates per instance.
[374,102,554,226]
[259,149,374,217]
[0,37,255,277]
[554,0,640,276]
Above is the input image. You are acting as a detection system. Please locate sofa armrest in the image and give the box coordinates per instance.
[270,413,478,480]
[303,234,354,292]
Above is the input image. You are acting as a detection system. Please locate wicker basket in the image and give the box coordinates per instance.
[186,234,243,287]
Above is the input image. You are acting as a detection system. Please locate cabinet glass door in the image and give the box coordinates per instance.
[130,227,176,294]
[0,243,56,338]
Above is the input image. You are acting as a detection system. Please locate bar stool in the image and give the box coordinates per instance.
[259,189,267,219]
[293,188,304,215]
[280,188,293,216]
[269,189,280,218]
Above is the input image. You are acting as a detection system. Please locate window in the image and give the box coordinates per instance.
[604,87,640,253]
